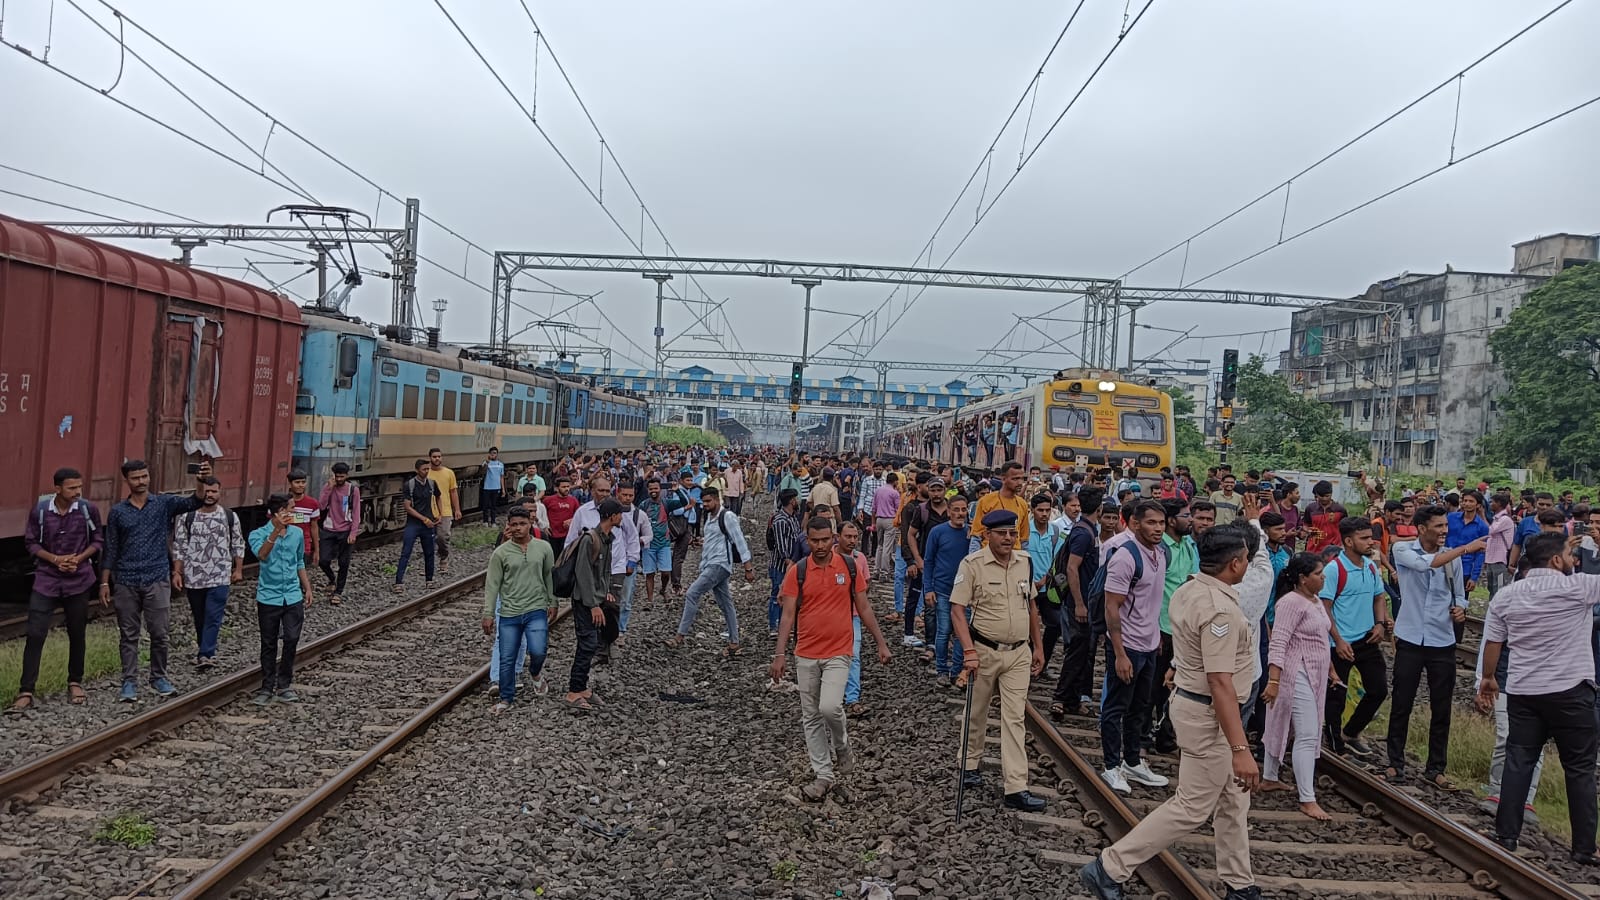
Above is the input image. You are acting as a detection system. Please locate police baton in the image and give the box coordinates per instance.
[954,667,974,824]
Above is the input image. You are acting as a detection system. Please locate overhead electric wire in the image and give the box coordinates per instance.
[816,0,1090,362]
[1118,0,1575,288]
[822,0,1157,366]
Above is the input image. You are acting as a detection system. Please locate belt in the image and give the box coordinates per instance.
[1174,687,1212,706]
[971,629,1029,652]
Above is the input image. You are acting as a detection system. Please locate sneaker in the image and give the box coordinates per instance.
[1120,761,1169,788]
[1223,887,1263,900]
[275,688,300,703]
[1100,767,1132,794]
[152,678,177,697]
[768,629,779,638]
[532,676,550,697]
[1078,856,1125,900]
[901,635,926,648]
[119,680,138,703]
[196,656,215,669]
[835,748,854,775]
[252,690,274,706]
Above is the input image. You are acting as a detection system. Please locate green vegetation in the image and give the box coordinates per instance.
[0,620,123,708]
[93,812,156,849]
[648,424,727,448]
[1480,264,1600,480]
[771,860,798,882]
[451,524,502,551]
[1229,355,1364,471]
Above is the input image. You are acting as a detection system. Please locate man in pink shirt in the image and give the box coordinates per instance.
[316,462,361,604]
[724,462,746,516]
[1099,499,1170,795]
[871,472,902,577]
[1484,492,1516,599]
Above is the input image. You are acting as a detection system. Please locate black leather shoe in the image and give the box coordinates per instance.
[1224,886,1263,900]
[960,769,984,789]
[1571,852,1600,866]
[1003,790,1046,812]
[1494,836,1518,852]
[1077,856,1124,900]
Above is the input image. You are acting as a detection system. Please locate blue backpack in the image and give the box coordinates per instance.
[1085,539,1167,630]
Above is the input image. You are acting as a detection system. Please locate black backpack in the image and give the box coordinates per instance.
[765,513,779,551]
[793,551,860,618]
[552,528,589,597]
[715,510,743,564]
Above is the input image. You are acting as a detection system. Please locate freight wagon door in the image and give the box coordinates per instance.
[154,314,222,492]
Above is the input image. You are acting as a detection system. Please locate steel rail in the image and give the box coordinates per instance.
[1317,751,1587,900]
[1023,702,1212,899]
[172,602,573,899]
[0,572,487,800]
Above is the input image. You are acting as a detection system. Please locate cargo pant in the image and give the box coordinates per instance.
[115,581,171,685]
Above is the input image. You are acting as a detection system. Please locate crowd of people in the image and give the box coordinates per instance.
[13,440,1600,897]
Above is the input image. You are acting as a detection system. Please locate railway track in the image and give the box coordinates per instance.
[0,569,556,899]
[948,683,1594,899]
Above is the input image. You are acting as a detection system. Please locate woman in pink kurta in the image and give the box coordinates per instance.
[1261,552,1342,820]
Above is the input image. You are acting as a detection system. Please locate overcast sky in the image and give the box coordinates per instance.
[3,0,1596,388]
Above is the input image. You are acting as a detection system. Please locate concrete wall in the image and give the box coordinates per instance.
[1435,273,1540,473]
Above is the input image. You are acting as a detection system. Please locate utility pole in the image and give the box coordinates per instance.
[644,273,673,426]
[171,237,207,267]
[790,278,821,452]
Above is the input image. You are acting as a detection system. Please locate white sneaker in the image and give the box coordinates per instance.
[901,635,926,648]
[1121,761,1169,788]
[1101,767,1131,794]
[532,676,549,697]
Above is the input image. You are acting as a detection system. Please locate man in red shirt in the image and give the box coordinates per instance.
[1303,480,1347,556]
[287,469,321,570]
[542,475,581,558]
[771,518,892,801]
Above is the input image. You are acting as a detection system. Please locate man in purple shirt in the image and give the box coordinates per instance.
[1476,532,1600,865]
[11,467,104,711]
[1099,499,1170,795]
[1483,492,1516,599]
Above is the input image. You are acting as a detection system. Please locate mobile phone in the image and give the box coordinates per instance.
[1578,521,1590,535]
[1345,470,1362,478]
[186,462,202,475]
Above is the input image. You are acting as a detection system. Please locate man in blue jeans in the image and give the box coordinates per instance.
[171,476,244,670]
[394,459,440,592]
[839,521,872,711]
[1100,500,1170,795]
[482,506,556,712]
[922,494,971,686]
[768,489,803,635]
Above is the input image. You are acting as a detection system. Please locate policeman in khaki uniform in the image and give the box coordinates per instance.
[950,509,1047,811]
[1080,525,1264,900]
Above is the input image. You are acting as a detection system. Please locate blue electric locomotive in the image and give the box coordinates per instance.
[292,310,647,533]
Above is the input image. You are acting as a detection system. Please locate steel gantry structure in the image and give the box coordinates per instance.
[489,250,1405,461]
[37,199,421,330]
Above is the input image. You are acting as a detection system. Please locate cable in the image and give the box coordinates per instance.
[823,0,1158,364]
[819,1,1089,361]
[1119,0,1576,287]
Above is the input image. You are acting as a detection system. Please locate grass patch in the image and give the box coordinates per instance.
[450,525,502,552]
[1346,671,1571,841]
[771,860,798,882]
[380,563,398,577]
[93,812,156,848]
[0,620,123,708]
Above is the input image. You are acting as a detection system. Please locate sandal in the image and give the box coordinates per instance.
[800,778,833,802]
[68,683,87,705]
[1049,701,1066,721]
[722,644,742,659]
[7,693,35,713]
[664,635,686,649]
[1382,767,1403,783]
[329,594,342,606]
[392,584,405,594]
[566,696,595,713]
[1431,774,1460,791]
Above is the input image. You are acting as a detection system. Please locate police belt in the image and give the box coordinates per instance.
[970,629,1028,652]
[1173,687,1212,706]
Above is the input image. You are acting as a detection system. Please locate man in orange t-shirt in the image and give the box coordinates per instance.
[771,517,892,801]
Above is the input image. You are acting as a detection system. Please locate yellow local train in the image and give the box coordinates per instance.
[882,370,1174,473]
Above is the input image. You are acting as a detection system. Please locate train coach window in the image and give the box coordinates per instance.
[526,385,536,398]
[338,337,360,380]
[514,399,525,424]
[380,360,400,378]
[442,390,456,421]
[503,383,514,395]
[475,394,488,422]
[461,375,474,389]
[424,387,440,419]
[402,384,420,419]
[489,397,501,423]
[378,382,398,418]
[1120,412,1165,443]
[425,368,440,384]
[1047,406,1092,438]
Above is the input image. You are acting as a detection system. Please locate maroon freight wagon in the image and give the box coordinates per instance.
[0,214,304,548]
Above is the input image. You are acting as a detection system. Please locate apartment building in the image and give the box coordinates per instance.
[1280,234,1595,475]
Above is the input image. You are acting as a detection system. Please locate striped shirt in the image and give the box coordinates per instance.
[1483,569,1600,695]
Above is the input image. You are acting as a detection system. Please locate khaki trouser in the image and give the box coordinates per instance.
[1103,693,1254,890]
[963,642,1031,795]
[796,655,851,781]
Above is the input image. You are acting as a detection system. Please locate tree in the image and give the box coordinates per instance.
[1481,264,1600,474]
[1230,355,1363,470]
[1163,386,1208,461]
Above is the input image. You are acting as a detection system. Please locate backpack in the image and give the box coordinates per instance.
[715,510,744,564]
[1040,530,1071,606]
[793,551,860,618]
[36,497,96,537]
[182,506,234,538]
[552,528,589,597]
[765,513,779,551]
[1085,540,1160,629]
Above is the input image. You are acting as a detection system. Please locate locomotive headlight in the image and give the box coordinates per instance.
[1097,380,1116,392]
